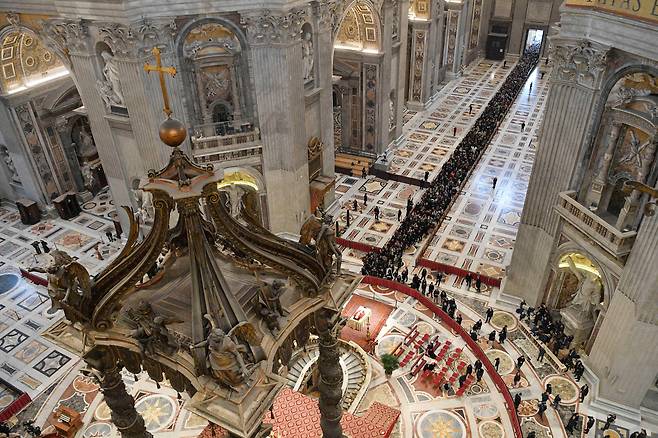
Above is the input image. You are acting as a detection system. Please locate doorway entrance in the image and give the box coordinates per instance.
[524,28,544,53]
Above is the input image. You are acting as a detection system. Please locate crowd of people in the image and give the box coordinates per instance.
[362,44,541,277]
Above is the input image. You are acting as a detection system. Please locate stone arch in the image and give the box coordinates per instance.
[174,17,255,135]
[0,24,69,95]
[551,243,614,310]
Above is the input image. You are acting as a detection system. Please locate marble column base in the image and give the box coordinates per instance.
[560,307,595,347]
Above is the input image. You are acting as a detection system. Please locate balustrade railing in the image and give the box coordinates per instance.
[555,191,637,257]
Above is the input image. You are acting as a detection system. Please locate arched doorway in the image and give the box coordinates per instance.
[332,1,383,156]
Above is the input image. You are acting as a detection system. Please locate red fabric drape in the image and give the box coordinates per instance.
[336,237,380,253]
[416,258,502,287]
[361,276,523,438]
[0,393,32,422]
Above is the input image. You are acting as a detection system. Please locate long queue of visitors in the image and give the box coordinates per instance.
[362,44,541,277]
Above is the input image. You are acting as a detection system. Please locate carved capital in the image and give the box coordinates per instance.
[241,8,307,46]
[550,39,610,89]
[97,18,178,59]
[40,18,89,55]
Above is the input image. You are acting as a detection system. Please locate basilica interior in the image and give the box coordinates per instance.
[0,1,655,438]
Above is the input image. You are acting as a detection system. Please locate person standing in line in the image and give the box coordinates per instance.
[584,416,595,434]
[31,241,42,255]
[353,199,358,211]
[521,121,526,131]
[374,206,380,222]
[503,60,507,68]
[492,176,498,190]
[602,414,616,432]
[485,307,494,323]
[346,209,350,228]
[475,275,482,293]
[476,367,484,382]
[537,345,546,362]
[453,126,457,137]
[469,104,473,114]
[465,272,472,289]
[552,394,562,409]
[363,193,368,206]
[566,413,579,435]
[397,209,402,221]
[529,82,533,92]
[494,357,500,372]
[516,355,526,370]
[362,167,367,178]
[488,330,496,346]
[580,384,589,403]
[513,371,521,387]
[514,393,522,410]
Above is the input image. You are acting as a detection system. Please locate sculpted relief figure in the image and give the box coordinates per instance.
[192,315,254,388]
[254,277,289,334]
[564,256,602,320]
[29,250,92,323]
[100,51,125,106]
[123,300,182,357]
[299,212,342,275]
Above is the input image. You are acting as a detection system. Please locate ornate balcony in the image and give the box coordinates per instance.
[190,124,262,164]
[555,191,637,258]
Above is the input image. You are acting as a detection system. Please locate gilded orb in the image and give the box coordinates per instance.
[159,117,187,147]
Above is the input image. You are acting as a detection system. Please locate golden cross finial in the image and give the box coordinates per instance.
[144,47,177,116]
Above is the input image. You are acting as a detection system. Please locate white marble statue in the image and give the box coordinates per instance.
[101,51,124,106]
[0,146,19,183]
[302,31,314,83]
[132,186,154,221]
[565,256,602,320]
[77,128,97,159]
[97,79,121,108]
[81,164,96,190]
[226,185,244,217]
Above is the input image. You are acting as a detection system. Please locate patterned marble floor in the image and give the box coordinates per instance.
[332,57,522,261]
[420,63,552,288]
[349,281,640,438]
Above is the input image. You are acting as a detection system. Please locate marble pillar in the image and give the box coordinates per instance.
[502,39,609,305]
[243,9,310,234]
[586,209,658,409]
[314,310,345,438]
[315,3,336,205]
[379,0,394,149]
[394,0,410,140]
[84,346,152,438]
[407,23,430,110]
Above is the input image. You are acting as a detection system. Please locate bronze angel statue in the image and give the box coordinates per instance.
[30,250,92,324]
[299,211,342,275]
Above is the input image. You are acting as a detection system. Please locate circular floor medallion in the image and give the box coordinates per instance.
[489,311,518,331]
[416,410,466,438]
[395,310,417,327]
[484,349,515,375]
[94,401,111,421]
[473,403,499,420]
[135,394,177,432]
[83,422,114,437]
[415,321,435,338]
[544,375,579,404]
[0,273,20,295]
[479,420,505,438]
[376,334,405,357]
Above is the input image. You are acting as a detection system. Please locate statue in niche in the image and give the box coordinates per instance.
[97,79,121,109]
[81,164,96,191]
[0,146,19,183]
[564,256,602,320]
[192,314,254,388]
[100,51,124,106]
[123,300,182,357]
[29,250,92,323]
[302,31,314,83]
[300,212,342,275]
[225,185,244,217]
